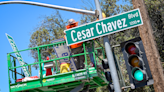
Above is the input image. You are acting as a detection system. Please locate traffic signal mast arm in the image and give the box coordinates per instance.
[0,1,95,16]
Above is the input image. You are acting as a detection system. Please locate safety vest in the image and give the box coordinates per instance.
[64,36,83,49]
[64,22,83,49]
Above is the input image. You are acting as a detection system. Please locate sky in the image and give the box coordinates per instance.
[0,0,127,92]
[0,0,96,92]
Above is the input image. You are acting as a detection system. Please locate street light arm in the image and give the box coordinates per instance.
[0,1,96,16]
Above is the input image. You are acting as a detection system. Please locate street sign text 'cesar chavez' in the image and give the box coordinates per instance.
[64,8,143,46]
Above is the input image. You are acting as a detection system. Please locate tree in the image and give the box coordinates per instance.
[144,0,164,63]
[29,11,66,68]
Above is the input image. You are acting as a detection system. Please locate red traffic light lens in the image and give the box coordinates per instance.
[125,43,138,55]
[127,44,136,54]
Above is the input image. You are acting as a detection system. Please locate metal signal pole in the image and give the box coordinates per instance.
[94,0,121,92]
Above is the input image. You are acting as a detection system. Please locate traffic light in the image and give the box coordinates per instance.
[121,37,154,89]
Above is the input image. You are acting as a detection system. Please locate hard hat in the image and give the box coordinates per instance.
[68,19,76,25]
[96,12,106,21]
[102,12,106,18]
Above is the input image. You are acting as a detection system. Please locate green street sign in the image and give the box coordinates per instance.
[6,33,31,77]
[64,8,143,46]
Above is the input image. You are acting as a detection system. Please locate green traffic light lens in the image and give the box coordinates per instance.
[134,70,143,81]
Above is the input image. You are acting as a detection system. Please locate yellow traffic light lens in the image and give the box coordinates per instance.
[130,57,139,67]
[129,55,140,67]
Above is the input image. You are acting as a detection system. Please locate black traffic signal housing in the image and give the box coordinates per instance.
[121,37,154,89]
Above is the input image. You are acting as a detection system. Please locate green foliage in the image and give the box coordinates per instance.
[144,0,164,62]
[29,11,66,68]
[80,0,122,24]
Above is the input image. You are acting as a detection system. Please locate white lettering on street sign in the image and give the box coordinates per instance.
[64,8,143,46]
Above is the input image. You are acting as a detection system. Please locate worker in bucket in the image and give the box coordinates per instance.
[64,19,85,70]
